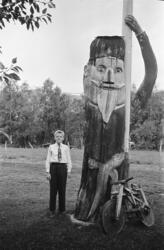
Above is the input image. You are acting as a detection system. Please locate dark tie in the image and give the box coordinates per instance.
[58,144,62,162]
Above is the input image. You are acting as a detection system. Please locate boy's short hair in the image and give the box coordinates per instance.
[54,130,65,138]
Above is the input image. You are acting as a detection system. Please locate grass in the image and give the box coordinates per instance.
[0,147,164,249]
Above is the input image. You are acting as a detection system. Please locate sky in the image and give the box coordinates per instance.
[0,0,164,94]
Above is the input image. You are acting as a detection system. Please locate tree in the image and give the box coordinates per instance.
[0,0,55,141]
[39,79,63,143]
[64,97,84,148]
[0,81,19,137]
[0,78,85,147]
[0,81,36,146]
[74,17,157,222]
[130,91,164,150]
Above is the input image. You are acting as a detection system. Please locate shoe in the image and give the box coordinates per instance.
[59,211,67,215]
[49,211,56,218]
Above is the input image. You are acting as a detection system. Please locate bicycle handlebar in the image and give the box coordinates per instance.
[111,176,134,185]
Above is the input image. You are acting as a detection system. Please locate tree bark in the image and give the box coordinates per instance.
[74,31,157,222]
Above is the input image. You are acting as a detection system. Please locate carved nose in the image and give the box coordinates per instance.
[108,70,111,81]
[106,69,114,83]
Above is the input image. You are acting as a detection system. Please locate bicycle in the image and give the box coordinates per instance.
[101,177,155,237]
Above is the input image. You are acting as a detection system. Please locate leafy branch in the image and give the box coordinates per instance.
[0,0,55,84]
[0,56,22,85]
[0,0,56,30]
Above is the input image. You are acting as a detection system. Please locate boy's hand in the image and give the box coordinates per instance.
[125,15,143,35]
[46,173,51,181]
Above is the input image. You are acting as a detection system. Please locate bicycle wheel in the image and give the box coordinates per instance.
[101,197,126,237]
[140,205,155,227]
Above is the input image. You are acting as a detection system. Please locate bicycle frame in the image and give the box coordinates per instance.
[113,179,150,221]
[101,176,154,236]
[115,184,124,220]
[112,177,134,220]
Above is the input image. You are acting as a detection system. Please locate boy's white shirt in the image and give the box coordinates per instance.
[45,143,72,173]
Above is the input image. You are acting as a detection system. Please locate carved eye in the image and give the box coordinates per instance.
[97,66,106,73]
[115,67,123,73]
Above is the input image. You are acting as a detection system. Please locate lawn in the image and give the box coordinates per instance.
[0,147,164,250]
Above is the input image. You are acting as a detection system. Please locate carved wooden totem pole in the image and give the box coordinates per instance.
[74,15,157,222]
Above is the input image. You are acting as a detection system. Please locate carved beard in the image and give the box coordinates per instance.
[97,85,125,123]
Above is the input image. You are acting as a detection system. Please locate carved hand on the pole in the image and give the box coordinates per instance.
[125,15,143,35]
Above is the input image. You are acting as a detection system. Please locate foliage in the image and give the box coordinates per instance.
[63,96,85,148]
[0,57,22,85]
[0,1,84,148]
[131,120,160,150]
[0,79,84,147]
[0,0,55,85]
[0,0,55,30]
[130,90,164,150]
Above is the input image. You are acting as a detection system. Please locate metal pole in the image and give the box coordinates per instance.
[122,0,133,153]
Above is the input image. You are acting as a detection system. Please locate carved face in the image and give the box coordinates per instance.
[83,56,125,122]
[90,56,125,87]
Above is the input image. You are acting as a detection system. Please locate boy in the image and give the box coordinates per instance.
[45,130,72,216]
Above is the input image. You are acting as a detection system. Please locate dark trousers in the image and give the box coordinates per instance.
[49,163,67,212]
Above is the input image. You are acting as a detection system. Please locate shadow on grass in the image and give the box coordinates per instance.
[0,209,164,250]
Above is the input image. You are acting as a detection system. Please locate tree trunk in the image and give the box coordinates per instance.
[74,147,129,222]
[74,25,157,222]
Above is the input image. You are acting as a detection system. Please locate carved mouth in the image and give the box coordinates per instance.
[101,82,125,90]
[101,81,114,90]
[102,81,114,84]
[91,79,125,90]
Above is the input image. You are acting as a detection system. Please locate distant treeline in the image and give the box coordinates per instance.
[130,89,164,150]
[0,79,84,148]
[0,80,164,150]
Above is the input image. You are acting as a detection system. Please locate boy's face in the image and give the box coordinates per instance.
[54,133,64,144]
